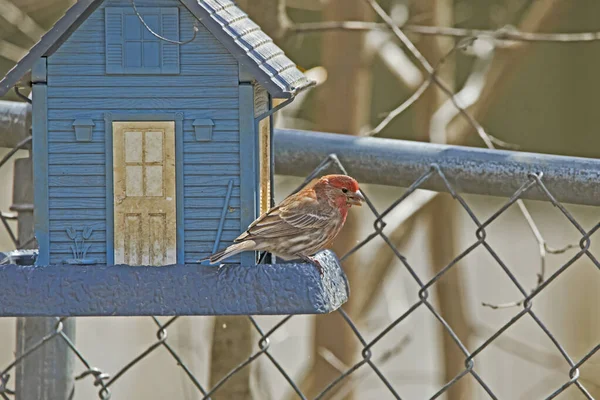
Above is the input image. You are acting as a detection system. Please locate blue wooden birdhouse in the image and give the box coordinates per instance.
[0,0,349,316]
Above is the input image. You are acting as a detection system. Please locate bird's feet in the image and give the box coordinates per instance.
[299,255,323,276]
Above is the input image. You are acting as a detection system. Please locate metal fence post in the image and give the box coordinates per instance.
[12,155,76,400]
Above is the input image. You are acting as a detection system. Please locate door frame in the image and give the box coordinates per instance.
[105,112,184,265]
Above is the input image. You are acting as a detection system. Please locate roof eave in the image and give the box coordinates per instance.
[180,0,314,100]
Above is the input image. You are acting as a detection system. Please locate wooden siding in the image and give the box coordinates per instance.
[46,0,241,264]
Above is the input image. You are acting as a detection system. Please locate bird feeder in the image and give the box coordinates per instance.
[0,0,348,316]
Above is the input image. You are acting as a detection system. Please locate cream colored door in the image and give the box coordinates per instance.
[113,121,176,266]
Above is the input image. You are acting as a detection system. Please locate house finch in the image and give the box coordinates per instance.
[205,174,364,274]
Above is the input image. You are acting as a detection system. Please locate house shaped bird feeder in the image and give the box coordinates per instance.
[0,0,348,316]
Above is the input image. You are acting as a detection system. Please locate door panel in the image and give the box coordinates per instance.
[149,213,167,265]
[113,121,176,266]
[124,213,142,265]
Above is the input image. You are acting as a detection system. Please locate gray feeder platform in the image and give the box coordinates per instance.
[0,250,349,316]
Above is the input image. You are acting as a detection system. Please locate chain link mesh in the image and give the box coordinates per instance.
[0,152,597,399]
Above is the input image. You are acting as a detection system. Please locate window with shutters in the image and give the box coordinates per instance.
[105,7,180,74]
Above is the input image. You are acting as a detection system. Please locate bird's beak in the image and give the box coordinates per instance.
[348,190,365,206]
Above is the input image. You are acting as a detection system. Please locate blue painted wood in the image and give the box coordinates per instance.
[50,242,114,254]
[175,112,184,264]
[51,253,107,265]
[213,179,234,253]
[48,97,238,109]
[32,58,49,266]
[238,83,256,267]
[49,153,105,164]
[51,209,105,219]
[105,6,180,74]
[48,109,237,120]
[104,113,114,264]
[186,254,240,264]
[188,230,238,243]
[184,143,241,153]
[47,128,240,143]
[63,14,217,42]
[192,118,214,141]
[72,119,95,142]
[185,208,240,220]
[49,53,235,67]
[104,7,124,73]
[49,187,105,197]
[47,86,238,98]
[51,229,106,240]
[48,142,105,154]
[0,0,312,98]
[50,51,235,66]
[179,175,240,186]
[37,0,248,266]
[105,0,187,6]
[184,153,240,164]
[49,196,241,209]
[49,175,105,187]
[184,186,240,197]
[184,164,240,175]
[49,165,104,174]
[48,119,240,132]
[54,196,241,209]
[160,7,180,73]
[0,250,348,316]
[31,55,47,82]
[183,220,240,230]
[48,75,236,87]
[185,197,241,208]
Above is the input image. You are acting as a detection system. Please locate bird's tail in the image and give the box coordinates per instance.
[203,240,256,264]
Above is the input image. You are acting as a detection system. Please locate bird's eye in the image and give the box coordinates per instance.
[342,188,349,193]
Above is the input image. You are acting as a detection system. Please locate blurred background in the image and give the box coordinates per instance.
[0,0,599,399]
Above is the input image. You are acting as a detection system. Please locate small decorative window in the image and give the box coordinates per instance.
[105,7,180,74]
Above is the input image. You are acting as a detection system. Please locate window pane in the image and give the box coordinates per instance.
[126,166,143,197]
[145,166,163,197]
[124,131,142,163]
[124,42,142,68]
[144,131,163,163]
[142,14,160,40]
[143,41,160,68]
[124,15,141,40]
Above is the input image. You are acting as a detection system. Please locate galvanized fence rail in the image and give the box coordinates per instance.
[0,131,598,399]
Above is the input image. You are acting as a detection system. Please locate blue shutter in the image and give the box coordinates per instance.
[105,8,124,74]
[105,7,180,75]
[160,8,180,74]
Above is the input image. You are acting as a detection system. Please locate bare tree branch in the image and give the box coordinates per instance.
[289,21,600,43]
[364,0,579,312]
[0,0,46,42]
[365,33,467,136]
[0,40,28,63]
[357,190,436,319]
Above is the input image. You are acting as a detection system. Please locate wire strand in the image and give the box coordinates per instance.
[130,0,198,45]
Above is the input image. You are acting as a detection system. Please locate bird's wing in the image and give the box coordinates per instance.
[234,191,334,241]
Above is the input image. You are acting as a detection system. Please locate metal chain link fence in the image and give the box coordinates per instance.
[0,150,598,400]
[1,1,599,397]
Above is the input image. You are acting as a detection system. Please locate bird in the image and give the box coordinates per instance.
[204,174,364,275]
